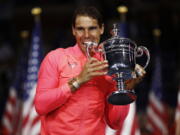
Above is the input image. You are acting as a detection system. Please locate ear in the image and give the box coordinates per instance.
[100,24,104,35]
[72,26,75,36]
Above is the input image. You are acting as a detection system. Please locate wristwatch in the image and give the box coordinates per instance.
[72,78,80,89]
[68,77,80,92]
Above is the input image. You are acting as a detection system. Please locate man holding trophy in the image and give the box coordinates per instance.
[35,6,148,135]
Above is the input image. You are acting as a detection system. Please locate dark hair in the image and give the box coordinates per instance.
[72,6,103,28]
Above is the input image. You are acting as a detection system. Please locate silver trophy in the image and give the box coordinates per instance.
[84,24,150,105]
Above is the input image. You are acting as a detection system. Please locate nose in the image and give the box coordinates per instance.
[84,29,90,38]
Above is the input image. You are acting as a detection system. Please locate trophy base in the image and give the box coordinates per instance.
[107,90,137,105]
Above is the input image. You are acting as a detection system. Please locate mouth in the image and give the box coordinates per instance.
[83,41,98,47]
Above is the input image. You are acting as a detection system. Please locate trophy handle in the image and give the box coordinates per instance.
[84,41,107,61]
[136,46,150,69]
[84,41,98,59]
[86,44,91,59]
[97,43,107,60]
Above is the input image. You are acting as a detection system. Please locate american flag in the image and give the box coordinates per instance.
[146,40,169,135]
[1,17,43,135]
[105,21,141,135]
[20,17,43,135]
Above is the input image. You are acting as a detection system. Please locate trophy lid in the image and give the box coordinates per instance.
[104,23,137,48]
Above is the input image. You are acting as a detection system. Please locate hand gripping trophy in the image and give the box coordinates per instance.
[85,23,150,105]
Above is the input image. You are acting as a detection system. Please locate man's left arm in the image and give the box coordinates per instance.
[104,64,146,129]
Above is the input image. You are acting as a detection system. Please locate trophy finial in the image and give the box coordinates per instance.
[111,23,120,36]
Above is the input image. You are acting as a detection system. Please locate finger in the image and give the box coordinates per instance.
[135,64,146,77]
[89,57,99,63]
[124,79,139,90]
[125,76,143,85]
[86,57,98,65]
[90,71,107,77]
[89,64,108,72]
[132,72,137,78]
[91,44,99,50]
[98,43,103,48]
[134,76,143,84]
[97,43,104,51]
[89,60,108,68]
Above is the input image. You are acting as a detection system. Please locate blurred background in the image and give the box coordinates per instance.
[0,0,179,135]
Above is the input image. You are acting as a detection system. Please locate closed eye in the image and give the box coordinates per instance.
[76,27,84,31]
[89,26,98,31]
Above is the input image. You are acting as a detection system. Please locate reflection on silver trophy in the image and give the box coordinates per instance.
[84,24,150,105]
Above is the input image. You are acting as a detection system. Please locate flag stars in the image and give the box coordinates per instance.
[28,66,38,73]
[32,51,39,57]
[25,81,36,90]
[33,36,40,42]
[27,74,37,81]
[33,44,39,50]
[29,59,38,65]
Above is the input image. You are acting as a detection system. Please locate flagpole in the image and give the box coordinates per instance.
[152,28,161,46]
[15,30,30,135]
[20,30,29,40]
[116,5,129,38]
[31,7,42,23]
[117,5,128,22]
[20,30,29,52]
[20,7,42,135]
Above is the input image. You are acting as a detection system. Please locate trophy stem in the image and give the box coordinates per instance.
[116,73,125,91]
[107,72,137,105]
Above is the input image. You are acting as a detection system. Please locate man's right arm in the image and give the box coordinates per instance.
[35,52,72,115]
[35,54,109,116]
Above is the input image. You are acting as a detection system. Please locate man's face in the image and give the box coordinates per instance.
[72,15,104,54]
